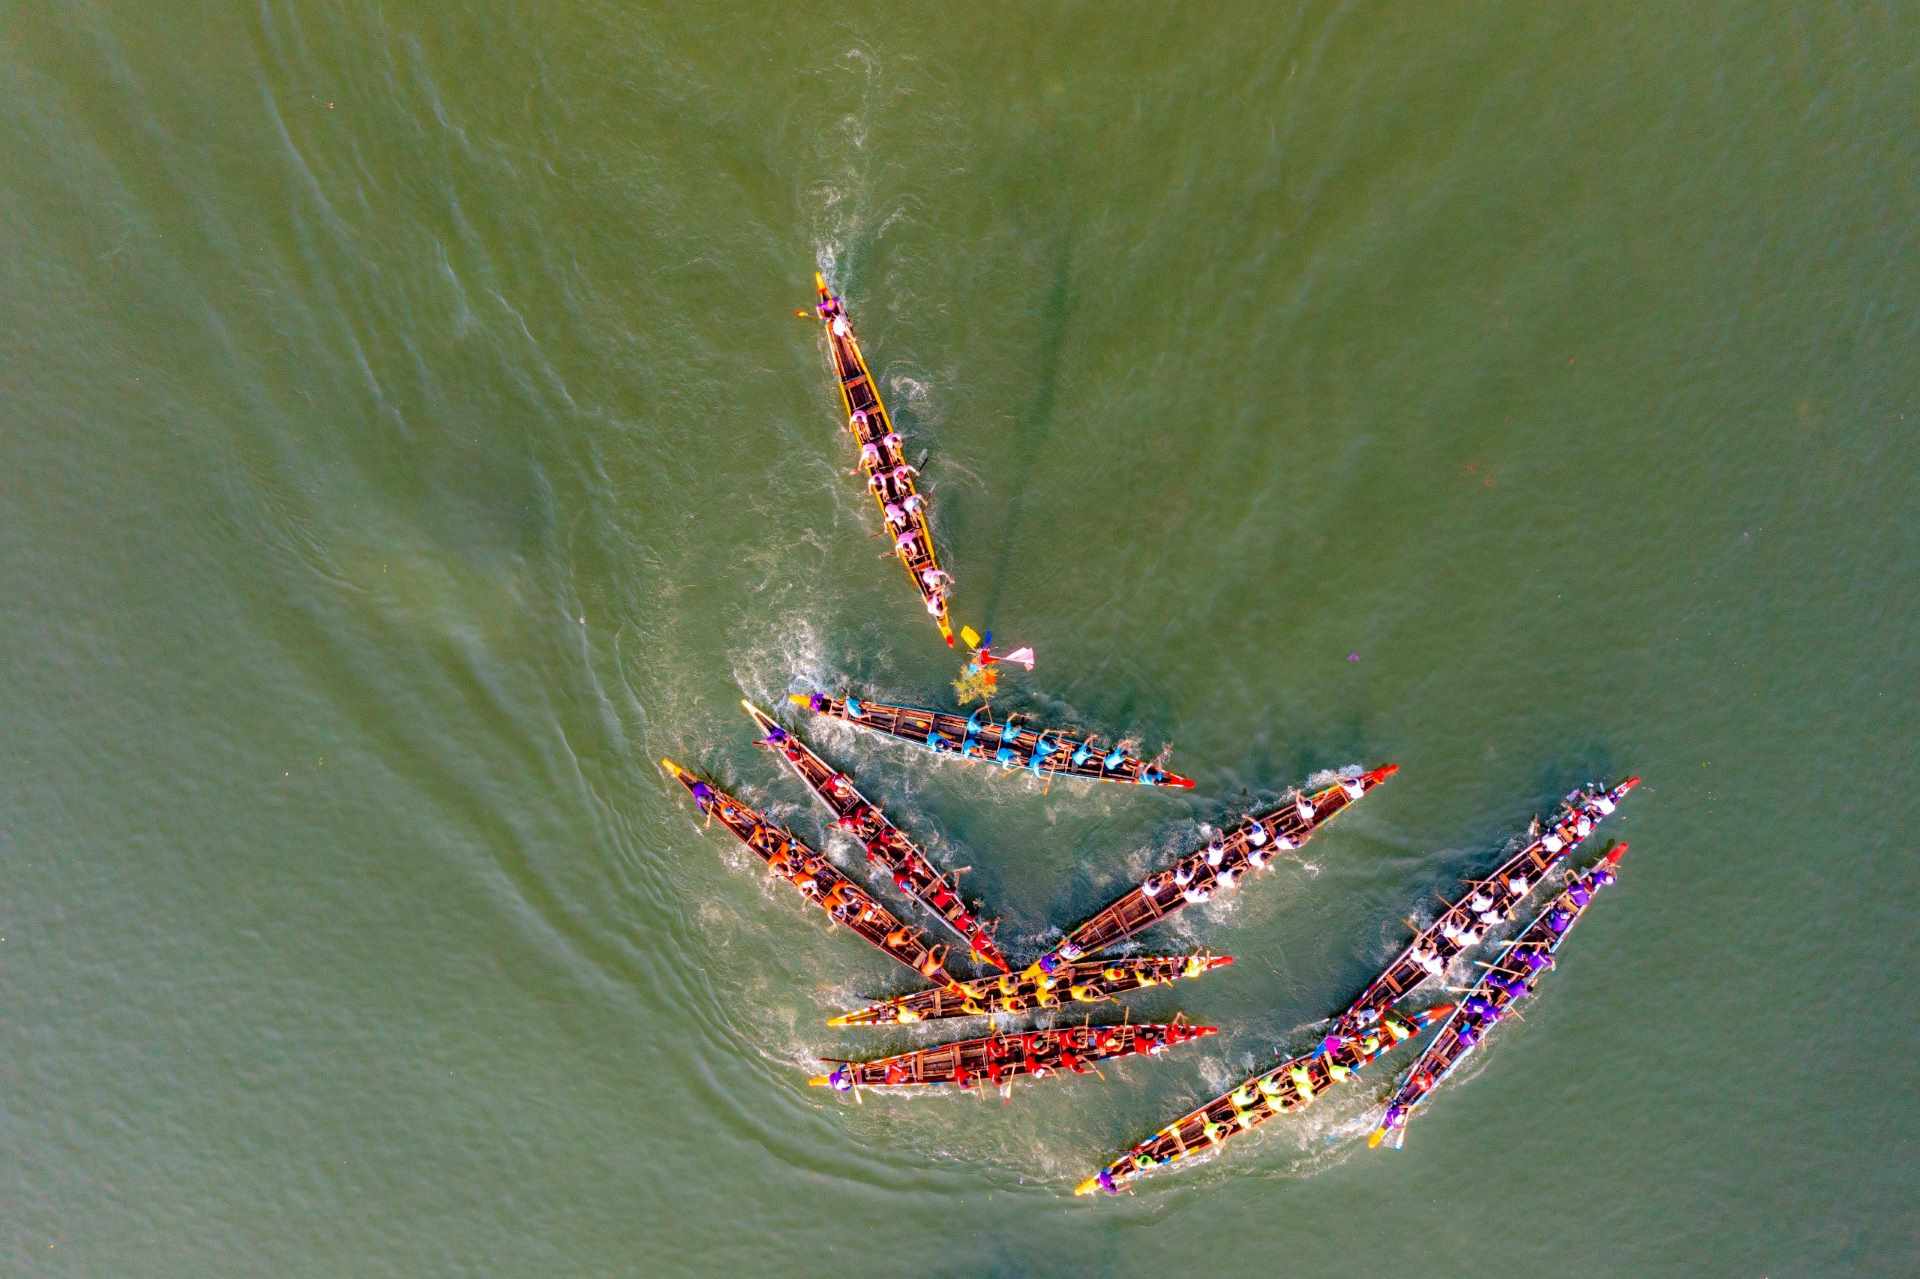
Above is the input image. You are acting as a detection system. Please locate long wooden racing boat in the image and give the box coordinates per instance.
[1335,777,1638,1034]
[812,1019,1216,1094]
[828,952,1233,1027]
[1075,1002,1452,1195]
[659,759,959,986]
[1369,842,1630,1149]
[742,699,1010,971]
[790,690,1195,790]
[1026,767,1397,977]
[812,275,955,645]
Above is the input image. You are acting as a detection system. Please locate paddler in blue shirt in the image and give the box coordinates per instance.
[1027,733,1057,777]
[1071,735,1099,769]
[1102,744,1129,772]
[961,706,988,751]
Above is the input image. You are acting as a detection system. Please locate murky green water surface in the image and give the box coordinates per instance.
[5,3,1914,1275]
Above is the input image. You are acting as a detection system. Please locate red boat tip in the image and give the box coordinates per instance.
[1366,763,1400,783]
[1210,955,1236,969]
[1169,775,1197,789]
[1619,775,1642,791]
[1192,1025,1221,1038]
[1605,842,1628,864]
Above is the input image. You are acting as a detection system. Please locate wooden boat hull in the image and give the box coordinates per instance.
[1369,842,1631,1149]
[1030,766,1397,975]
[828,953,1233,1027]
[743,699,1010,971]
[1076,1002,1452,1195]
[791,690,1196,789]
[812,274,955,645]
[812,1020,1216,1093]
[1337,776,1638,1030]
[659,758,959,986]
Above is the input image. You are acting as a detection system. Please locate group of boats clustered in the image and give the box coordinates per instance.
[661,274,1640,1196]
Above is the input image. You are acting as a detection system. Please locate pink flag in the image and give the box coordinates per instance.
[998,646,1036,670]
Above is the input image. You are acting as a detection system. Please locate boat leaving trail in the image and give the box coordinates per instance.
[1369,842,1632,1149]
[1026,766,1397,977]
[742,699,1009,971]
[828,953,1233,1027]
[660,759,960,986]
[812,1019,1215,1094]
[812,275,955,645]
[790,689,1195,790]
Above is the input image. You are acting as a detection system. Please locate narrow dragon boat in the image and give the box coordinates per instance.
[742,699,1010,971]
[1335,777,1638,1033]
[812,275,955,645]
[1075,1002,1453,1195]
[811,1019,1216,1094]
[828,952,1233,1027]
[659,759,960,986]
[1369,843,1630,1149]
[1026,767,1397,977]
[789,689,1195,789]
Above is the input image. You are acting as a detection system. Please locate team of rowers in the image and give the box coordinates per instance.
[816,291,953,621]
[1350,781,1621,1028]
[822,1020,1213,1093]
[1375,852,1620,1140]
[1137,778,1362,906]
[760,719,1002,968]
[807,691,1169,785]
[684,775,953,982]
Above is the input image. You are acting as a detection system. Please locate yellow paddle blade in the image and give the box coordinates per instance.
[960,625,983,650]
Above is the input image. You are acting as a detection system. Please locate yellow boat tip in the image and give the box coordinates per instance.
[1367,1129,1387,1149]
[659,757,683,775]
[788,693,811,707]
[807,1075,830,1088]
[1073,1177,1100,1197]
[814,271,826,288]
[825,1014,853,1028]
[740,697,763,715]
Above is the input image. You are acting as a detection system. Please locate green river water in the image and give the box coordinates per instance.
[5,3,1915,1276]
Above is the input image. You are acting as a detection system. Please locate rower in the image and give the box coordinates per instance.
[808,691,829,713]
[1541,829,1565,853]
[1246,821,1269,848]
[902,491,928,515]
[962,707,988,750]
[889,462,918,485]
[1440,920,1467,946]
[827,1064,855,1092]
[1182,883,1211,905]
[1592,864,1617,887]
[689,780,716,812]
[1469,889,1494,913]
[994,743,1019,769]
[1143,871,1173,898]
[856,439,881,470]
[1138,766,1167,786]
[1520,947,1554,973]
[844,695,863,719]
[1455,1021,1479,1048]
[916,946,949,979]
[1574,813,1593,839]
[831,313,851,338]
[883,500,908,526]
[1592,793,1616,815]
[1173,862,1196,888]
[1340,775,1367,801]
[1205,835,1227,867]
[1568,879,1593,907]
[1549,906,1573,933]
[880,429,902,452]
[1215,867,1238,893]
[894,528,920,553]
[1509,872,1530,897]
[884,1060,910,1085]
[1027,734,1057,777]
[1182,953,1209,979]
[1102,744,1129,772]
[924,728,947,752]
[1247,843,1272,871]
[1070,737,1097,769]
[1295,794,1316,823]
[1411,946,1445,977]
[866,470,886,497]
[969,925,996,958]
